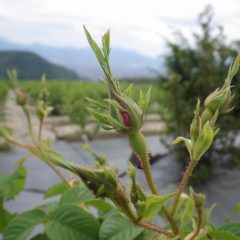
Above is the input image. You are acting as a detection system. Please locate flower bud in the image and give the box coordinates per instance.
[192,122,214,161]
[193,193,206,209]
[16,88,28,106]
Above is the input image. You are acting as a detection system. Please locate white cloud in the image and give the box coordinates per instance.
[0,0,239,57]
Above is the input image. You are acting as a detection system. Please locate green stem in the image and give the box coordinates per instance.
[128,131,159,194]
[23,106,36,144]
[38,119,43,142]
[171,159,197,216]
[128,131,179,234]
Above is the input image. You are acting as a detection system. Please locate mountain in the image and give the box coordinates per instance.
[0,51,79,80]
[0,37,162,79]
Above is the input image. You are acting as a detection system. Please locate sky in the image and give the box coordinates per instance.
[0,0,239,57]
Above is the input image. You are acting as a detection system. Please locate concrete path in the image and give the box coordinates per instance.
[1,136,240,226]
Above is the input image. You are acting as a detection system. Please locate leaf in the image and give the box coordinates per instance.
[142,193,175,221]
[3,209,46,240]
[102,30,111,58]
[172,136,192,159]
[60,186,94,205]
[212,230,239,240]
[218,222,240,237]
[0,198,14,233]
[83,25,105,67]
[44,182,69,198]
[99,213,143,240]
[124,84,133,97]
[86,199,113,212]
[192,121,214,161]
[45,205,100,240]
[143,86,151,113]
[0,167,27,199]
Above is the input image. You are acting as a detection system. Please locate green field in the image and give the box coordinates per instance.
[0,80,166,127]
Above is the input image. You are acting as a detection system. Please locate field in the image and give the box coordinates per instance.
[18,80,167,127]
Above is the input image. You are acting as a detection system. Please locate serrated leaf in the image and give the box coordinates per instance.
[218,222,240,237]
[99,213,143,240]
[60,186,94,205]
[0,167,27,199]
[3,209,46,240]
[86,199,113,212]
[45,205,100,240]
[44,182,69,198]
[0,198,14,232]
[212,230,239,240]
[142,193,175,221]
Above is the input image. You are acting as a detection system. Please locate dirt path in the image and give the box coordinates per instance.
[3,90,56,144]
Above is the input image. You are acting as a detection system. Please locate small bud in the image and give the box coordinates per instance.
[16,88,28,106]
[193,193,206,208]
[192,122,214,161]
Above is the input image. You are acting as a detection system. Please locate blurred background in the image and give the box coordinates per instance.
[0,0,240,226]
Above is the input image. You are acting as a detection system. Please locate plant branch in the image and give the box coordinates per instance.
[138,221,173,237]
[45,160,71,187]
[171,159,197,216]
[23,106,36,144]
[38,119,43,142]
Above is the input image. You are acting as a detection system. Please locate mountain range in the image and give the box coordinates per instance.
[0,37,162,79]
[0,51,78,80]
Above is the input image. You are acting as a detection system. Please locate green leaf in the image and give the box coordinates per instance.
[143,86,151,113]
[173,136,192,159]
[218,222,240,237]
[99,213,143,240]
[212,230,239,240]
[0,167,27,199]
[0,198,14,232]
[142,193,175,221]
[102,30,111,58]
[3,209,46,240]
[124,84,133,97]
[44,182,69,198]
[87,108,126,130]
[192,121,214,161]
[83,25,105,67]
[86,199,113,212]
[45,205,100,240]
[60,186,94,205]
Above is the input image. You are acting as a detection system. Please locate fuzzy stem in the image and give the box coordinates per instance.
[128,131,179,234]
[171,159,197,216]
[23,106,36,144]
[38,119,43,142]
[138,222,173,237]
[128,131,159,194]
[45,161,71,187]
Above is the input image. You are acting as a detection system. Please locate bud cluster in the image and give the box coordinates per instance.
[174,54,240,161]
[84,26,151,135]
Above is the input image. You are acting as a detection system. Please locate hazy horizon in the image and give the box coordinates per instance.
[0,0,239,58]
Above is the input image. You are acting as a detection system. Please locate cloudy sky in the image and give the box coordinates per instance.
[0,0,239,57]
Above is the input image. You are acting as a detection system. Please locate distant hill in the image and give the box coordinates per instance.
[0,37,163,79]
[0,51,79,80]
